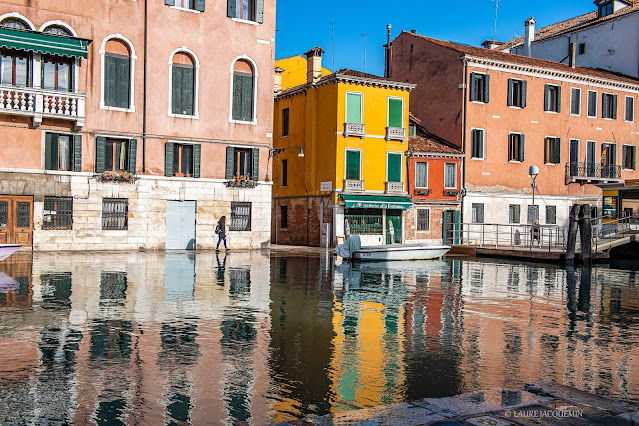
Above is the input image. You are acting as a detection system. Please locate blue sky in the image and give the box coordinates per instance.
[275,0,595,76]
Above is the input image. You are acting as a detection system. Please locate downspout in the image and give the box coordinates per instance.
[142,0,148,172]
[461,57,469,222]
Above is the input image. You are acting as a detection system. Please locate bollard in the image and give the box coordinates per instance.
[565,204,580,264]
[579,204,592,263]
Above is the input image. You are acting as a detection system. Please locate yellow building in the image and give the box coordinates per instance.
[271,48,415,247]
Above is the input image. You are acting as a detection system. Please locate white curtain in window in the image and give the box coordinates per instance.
[58,136,70,170]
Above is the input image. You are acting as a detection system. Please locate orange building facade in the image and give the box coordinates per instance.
[0,0,276,250]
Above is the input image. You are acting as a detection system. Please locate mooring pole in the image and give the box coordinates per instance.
[579,204,592,263]
[566,204,579,264]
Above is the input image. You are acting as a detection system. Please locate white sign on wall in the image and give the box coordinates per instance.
[320,181,332,192]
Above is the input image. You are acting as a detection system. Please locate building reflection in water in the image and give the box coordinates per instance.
[0,251,638,424]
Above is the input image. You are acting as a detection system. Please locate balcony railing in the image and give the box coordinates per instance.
[565,162,622,183]
[385,181,405,193]
[343,122,365,138]
[0,85,86,128]
[385,126,406,141]
[343,179,365,191]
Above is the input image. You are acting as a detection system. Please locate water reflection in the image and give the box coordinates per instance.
[0,251,637,424]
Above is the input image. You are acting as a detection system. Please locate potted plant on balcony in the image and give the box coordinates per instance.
[99,171,136,183]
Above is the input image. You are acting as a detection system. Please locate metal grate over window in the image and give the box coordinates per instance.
[43,196,73,230]
[0,201,7,227]
[417,209,430,231]
[230,202,251,231]
[102,198,128,230]
[17,202,30,228]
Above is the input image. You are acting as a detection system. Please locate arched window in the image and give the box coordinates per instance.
[171,52,195,116]
[0,18,31,87]
[103,39,131,108]
[0,17,29,30]
[231,59,255,122]
[42,25,73,37]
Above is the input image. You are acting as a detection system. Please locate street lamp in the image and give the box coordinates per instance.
[269,146,304,158]
[529,165,539,218]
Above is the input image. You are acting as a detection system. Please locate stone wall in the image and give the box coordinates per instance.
[271,196,333,247]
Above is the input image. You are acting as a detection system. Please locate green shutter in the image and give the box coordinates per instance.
[171,66,182,115]
[519,134,525,162]
[388,153,401,182]
[508,134,512,161]
[232,74,242,120]
[181,67,194,116]
[193,144,201,178]
[507,79,513,106]
[255,0,264,23]
[556,86,561,113]
[345,150,360,180]
[612,144,617,166]
[104,55,117,107]
[226,146,235,179]
[241,75,253,121]
[164,142,174,176]
[127,139,137,174]
[612,94,618,119]
[95,137,106,173]
[346,93,362,124]
[623,145,628,167]
[554,138,561,164]
[470,72,476,101]
[44,133,58,170]
[544,85,551,111]
[195,0,205,12]
[165,0,175,4]
[478,130,484,157]
[388,98,403,128]
[251,148,259,181]
[116,57,130,109]
[521,80,527,108]
[483,74,490,103]
[227,0,236,17]
[73,134,82,172]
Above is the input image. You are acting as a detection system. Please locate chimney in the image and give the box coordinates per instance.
[524,17,536,57]
[274,66,284,94]
[305,47,324,84]
[569,43,576,68]
[384,24,392,78]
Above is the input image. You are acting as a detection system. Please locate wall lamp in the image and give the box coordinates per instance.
[269,146,304,158]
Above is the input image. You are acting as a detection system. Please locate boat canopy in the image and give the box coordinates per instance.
[341,194,413,210]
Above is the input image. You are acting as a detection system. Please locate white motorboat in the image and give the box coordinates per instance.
[352,244,450,261]
[0,244,20,262]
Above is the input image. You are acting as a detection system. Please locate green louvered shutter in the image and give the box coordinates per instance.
[165,0,175,5]
[554,138,561,164]
[483,74,490,103]
[507,79,514,106]
[251,148,260,181]
[521,80,527,108]
[95,137,106,173]
[232,75,242,120]
[478,130,484,157]
[45,133,58,170]
[345,150,360,180]
[195,0,205,11]
[116,57,130,109]
[519,134,525,162]
[508,135,512,161]
[470,72,477,101]
[165,142,174,176]
[182,67,194,116]
[226,146,235,179]
[388,153,401,182]
[241,75,253,121]
[256,0,264,23]
[544,85,551,111]
[73,134,82,172]
[612,95,618,119]
[388,98,403,128]
[227,0,236,17]
[612,144,617,166]
[127,139,137,174]
[193,144,201,178]
[623,145,628,168]
[556,86,561,113]
[346,93,362,124]
[171,66,182,115]
[104,56,117,107]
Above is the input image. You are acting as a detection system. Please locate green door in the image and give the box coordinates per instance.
[386,210,402,244]
[443,209,461,245]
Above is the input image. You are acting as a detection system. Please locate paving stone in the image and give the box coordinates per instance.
[524,382,635,415]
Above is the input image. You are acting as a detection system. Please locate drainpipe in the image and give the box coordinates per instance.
[142,0,148,172]
[461,58,469,223]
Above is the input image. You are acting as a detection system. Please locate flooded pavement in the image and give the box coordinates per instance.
[0,250,638,424]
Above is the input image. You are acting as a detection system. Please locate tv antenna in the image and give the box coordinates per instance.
[361,33,368,73]
[331,20,335,71]
[493,0,501,41]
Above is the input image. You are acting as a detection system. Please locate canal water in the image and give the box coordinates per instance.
[0,250,638,424]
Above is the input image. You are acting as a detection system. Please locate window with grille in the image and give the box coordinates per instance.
[472,203,484,223]
[417,209,430,231]
[102,198,128,230]
[43,196,73,230]
[230,202,251,231]
[546,205,557,224]
[509,204,520,224]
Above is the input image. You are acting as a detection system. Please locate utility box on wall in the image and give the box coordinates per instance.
[320,223,331,248]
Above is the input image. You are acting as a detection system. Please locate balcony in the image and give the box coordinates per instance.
[565,162,622,184]
[343,179,365,191]
[385,126,406,142]
[343,122,365,139]
[385,181,405,193]
[0,85,86,129]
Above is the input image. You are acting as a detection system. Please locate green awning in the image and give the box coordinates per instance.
[0,28,89,59]
[342,194,413,210]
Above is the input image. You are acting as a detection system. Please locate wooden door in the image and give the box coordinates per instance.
[0,196,33,247]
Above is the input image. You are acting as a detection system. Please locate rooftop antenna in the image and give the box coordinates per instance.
[493,0,501,42]
[361,33,368,73]
[331,20,335,71]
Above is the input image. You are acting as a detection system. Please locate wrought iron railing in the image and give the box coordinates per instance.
[445,222,568,252]
[565,162,622,181]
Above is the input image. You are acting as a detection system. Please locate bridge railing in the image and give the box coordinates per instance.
[591,213,639,252]
[447,222,568,252]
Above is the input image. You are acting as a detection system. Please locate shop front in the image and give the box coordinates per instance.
[341,195,412,246]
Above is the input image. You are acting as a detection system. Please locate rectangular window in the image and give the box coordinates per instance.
[345,149,361,180]
[225,146,258,180]
[528,205,539,224]
[509,204,520,224]
[102,198,128,230]
[578,43,586,55]
[1,50,29,87]
[43,56,72,92]
[172,64,195,116]
[173,144,194,177]
[230,201,251,231]
[232,0,256,21]
[544,84,561,112]
[233,148,252,178]
[470,72,489,103]
[105,139,129,172]
[388,97,403,128]
[45,133,77,171]
[281,159,288,187]
[280,205,288,228]
[599,1,613,17]
[444,163,457,188]
[546,205,557,225]
[43,196,73,230]
[507,78,526,108]
[104,54,130,109]
[626,96,634,122]
[471,129,484,159]
[602,93,617,119]
[472,203,484,223]
[387,153,402,182]
[587,91,597,117]
[417,209,430,231]
[346,93,363,124]
[544,137,561,164]
[282,107,289,136]
[415,162,428,188]
[623,145,636,170]
[508,133,525,162]
[570,88,581,115]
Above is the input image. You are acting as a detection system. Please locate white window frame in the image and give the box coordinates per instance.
[623,144,635,170]
[544,135,560,166]
[416,208,430,231]
[385,151,404,182]
[545,84,560,114]
[470,127,484,160]
[100,34,137,113]
[602,92,616,120]
[570,87,581,116]
[470,72,488,104]
[569,138,580,164]
[508,78,524,109]
[387,96,404,128]
[168,47,200,119]
[229,54,259,125]
[587,90,598,118]
[414,161,428,188]
[508,132,523,163]
[344,148,363,181]
[39,21,78,36]
[625,96,635,123]
[444,162,457,189]
[0,12,36,30]
[345,91,364,124]
[170,0,203,13]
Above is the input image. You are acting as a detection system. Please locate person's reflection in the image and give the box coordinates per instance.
[216,252,227,286]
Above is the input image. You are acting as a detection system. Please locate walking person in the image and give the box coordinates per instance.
[215,215,228,251]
